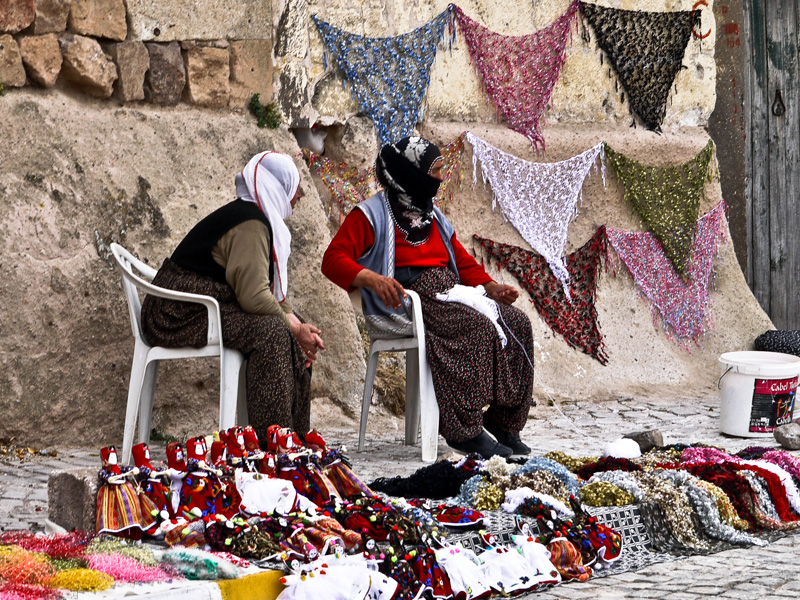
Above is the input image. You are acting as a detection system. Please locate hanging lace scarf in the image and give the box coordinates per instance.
[454,2,579,151]
[474,227,609,364]
[301,148,379,226]
[302,135,466,227]
[579,2,701,133]
[606,201,727,346]
[466,132,604,298]
[605,140,714,276]
[312,8,456,146]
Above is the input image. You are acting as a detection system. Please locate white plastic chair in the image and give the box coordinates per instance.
[110,243,247,464]
[358,289,439,462]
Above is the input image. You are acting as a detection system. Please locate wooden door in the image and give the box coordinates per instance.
[745,0,800,329]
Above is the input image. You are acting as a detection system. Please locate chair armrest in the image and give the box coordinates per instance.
[122,269,224,347]
[405,289,426,341]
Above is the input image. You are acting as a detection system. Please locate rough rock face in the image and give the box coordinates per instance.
[774,422,800,450]
[229,40,273,108]
[59,33,118,98]
[0,0,35,34]
[0,34,26,86]
[108,41,149,102]
[19,34,63,88]
[183,45,230,108]
[48,469,98,533]
[68,0,127,42]
[144,42,185,105]
[32,0,71,34]
[0,89,365,446]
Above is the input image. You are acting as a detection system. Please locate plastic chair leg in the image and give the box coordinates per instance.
[219,349,245,431]
[404,348,422,446]
[419,362,439,463]
[237,358,249,426]
[121,349,150,465]
[359,346,381,452]
[137,361,159,447]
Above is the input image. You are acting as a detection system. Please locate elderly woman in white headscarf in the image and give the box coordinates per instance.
[142,152,324,444]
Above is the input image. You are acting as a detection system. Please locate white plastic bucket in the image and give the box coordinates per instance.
[718,351,800,437]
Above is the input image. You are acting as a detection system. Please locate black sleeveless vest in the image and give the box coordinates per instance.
[171,199,274,285]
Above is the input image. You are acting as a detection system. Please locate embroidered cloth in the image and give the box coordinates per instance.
[301,149,379,226]
[454,2,579,150]
[302,135,465,227]
[474,227,608,364]
[605,141,714,275]
[466,132,604,297]
[606,202,727,346]
[312,8,455,145]
[580,2,700,133]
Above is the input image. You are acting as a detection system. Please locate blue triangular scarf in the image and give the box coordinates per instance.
[312,7,455,145]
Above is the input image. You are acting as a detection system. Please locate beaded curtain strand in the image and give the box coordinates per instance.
[474,227,608,364]
[606,201,727,346]
[605,141,714,276]
[580,3,701,133]
[466,133,604,298]
[312,7,456,146]
[454,1,580,151]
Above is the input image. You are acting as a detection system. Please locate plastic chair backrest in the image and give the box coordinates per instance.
[110,243,158,342]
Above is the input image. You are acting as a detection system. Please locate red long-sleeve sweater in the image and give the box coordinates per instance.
[322,208,493,291]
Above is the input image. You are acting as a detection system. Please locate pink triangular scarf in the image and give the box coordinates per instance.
[466,132,604,299]
[606,202,728,346]
[454,2,580,150]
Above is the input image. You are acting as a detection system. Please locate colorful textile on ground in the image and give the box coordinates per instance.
[467,133,604,297]
[45,568,114,592]
[86,553,174,583]
[606,201,727,345]
[454,2,579,150]
[312,7,455,145]
[605,141,714,275]
[301,149,379,226]
[579,2,701,133]
[474,226,608,363]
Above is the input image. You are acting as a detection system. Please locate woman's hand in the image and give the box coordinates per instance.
[352,269,407,310]
[483,281,519,305]
[287,313,325,366]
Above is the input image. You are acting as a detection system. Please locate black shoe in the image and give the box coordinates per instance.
[484,423,531,456]
[446,431,512,459]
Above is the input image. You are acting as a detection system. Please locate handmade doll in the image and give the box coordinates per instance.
[180,435,225,519]
[434,542,493,600]
[132,442,174,521]
[96,446,154,540]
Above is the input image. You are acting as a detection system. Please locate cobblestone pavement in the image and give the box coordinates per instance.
[1,393,798,598]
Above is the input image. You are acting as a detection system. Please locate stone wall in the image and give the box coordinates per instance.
[1,0,769,448]
[0,0,273,105]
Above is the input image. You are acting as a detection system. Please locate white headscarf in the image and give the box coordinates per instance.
[236,152,300,303]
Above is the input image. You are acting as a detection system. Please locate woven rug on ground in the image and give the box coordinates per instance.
[605,140,715,276]
[312,7,455,146]
[580,2,701,133]
[473,227,608,364]
[606,201,727,346]
[466,132,605,299]
[454,1,580,151]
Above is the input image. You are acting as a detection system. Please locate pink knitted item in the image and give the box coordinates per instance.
[87,553,177,583]
[455,2,580,150]
[606,202,727,346]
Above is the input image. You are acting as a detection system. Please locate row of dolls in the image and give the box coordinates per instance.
[95,425,367,541]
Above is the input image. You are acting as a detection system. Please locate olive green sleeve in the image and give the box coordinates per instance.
[212,220,293,319]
